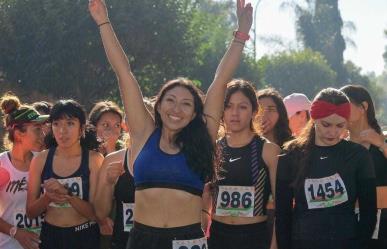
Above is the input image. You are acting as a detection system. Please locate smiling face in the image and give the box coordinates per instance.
[156,86,197,133]
[314,114,347,146]
[224,91,255,133]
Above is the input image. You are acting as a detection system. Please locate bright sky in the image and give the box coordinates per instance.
[241,0,387,75]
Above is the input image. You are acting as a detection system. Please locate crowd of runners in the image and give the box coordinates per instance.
[1,0,386,249]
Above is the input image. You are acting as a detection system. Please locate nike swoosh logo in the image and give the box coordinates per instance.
[229,157,241,163]
[320,156,328,160]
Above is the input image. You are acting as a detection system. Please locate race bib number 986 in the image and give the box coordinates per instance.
[215,186,254,217]
[304,173,348,209]
[172,237,207,249]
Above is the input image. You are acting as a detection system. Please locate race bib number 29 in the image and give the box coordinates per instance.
[172,237,207,249]
[48,177,83,208]
[215,186,254,217]
[304,173,348,209]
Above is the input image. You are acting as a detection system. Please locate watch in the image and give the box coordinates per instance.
[9,226,17,238]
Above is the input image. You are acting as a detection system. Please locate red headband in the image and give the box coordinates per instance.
[310,100,351,120]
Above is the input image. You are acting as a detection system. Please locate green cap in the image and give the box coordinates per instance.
[8,107,49,128]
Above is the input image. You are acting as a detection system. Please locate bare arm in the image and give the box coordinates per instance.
[204,0,253,142]
[93,150,126,220]
[26,152,53,219]
[262,141,280,249]
[89,0,154,139]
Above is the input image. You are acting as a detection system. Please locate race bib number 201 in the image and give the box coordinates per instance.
[13,209,44,234]
[304,173,348,209]
[172,237,207,249]
[122,203,134,232]
[215,186,254,217]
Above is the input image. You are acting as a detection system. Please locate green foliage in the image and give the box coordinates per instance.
[258,49,336,97]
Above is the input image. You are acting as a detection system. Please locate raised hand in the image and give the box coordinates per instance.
[88,0,109,25]
[236,0,253,34]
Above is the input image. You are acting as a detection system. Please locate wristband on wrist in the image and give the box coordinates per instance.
[98,21,110,27]
[201,209,211,216]
[233,30,250,41]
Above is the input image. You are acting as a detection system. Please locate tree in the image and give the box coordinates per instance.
[287,0,347,85]
[258,49,336,97]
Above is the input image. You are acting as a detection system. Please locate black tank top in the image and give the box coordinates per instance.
[41,146,90,201]
[216,135,271,216]
[111,150,135,248]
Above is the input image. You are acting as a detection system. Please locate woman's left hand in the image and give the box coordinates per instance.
[236,0,253,34]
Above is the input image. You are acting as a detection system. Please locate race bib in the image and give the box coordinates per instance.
[172,237,207,249]
[13,209,44,234]
[49,177,83,208]
[122,203,134,232]
[304,173,348,209]
[215,186,254,217]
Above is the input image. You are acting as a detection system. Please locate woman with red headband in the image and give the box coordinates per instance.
[275,88,376,249]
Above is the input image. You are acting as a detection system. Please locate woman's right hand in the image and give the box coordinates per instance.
[89,0,109,25]
[106,161,124,185]
[14,229,41,249]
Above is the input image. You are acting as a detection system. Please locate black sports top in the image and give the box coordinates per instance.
[275,140,376,249]
[41,146,90,201]
[111,149,135,249]
[369,145,387,240]
[215,135,271,216]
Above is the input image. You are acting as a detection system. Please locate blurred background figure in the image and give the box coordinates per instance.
[283,93,311,137]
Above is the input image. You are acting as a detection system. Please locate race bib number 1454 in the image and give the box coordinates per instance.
[304,173,348,209]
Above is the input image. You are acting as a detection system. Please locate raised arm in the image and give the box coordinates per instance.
[89,0,154,138]
[204,0,253,142]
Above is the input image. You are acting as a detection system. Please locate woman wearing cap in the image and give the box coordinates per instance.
[256,88,292,148]
[276,88,376,249]
[0,93,48,249]
[283,93,311,137]
[27,100,103,249]
[89,0,252,248]
[340,85,387,248]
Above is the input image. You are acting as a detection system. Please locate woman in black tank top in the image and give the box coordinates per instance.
[205,80,280,249]
[94,149,135,249]
[26,100,104,249]
[341,85,387,249]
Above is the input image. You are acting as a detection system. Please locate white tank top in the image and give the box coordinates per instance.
[0,151,43,249]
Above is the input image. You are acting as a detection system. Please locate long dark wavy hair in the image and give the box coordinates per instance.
[284,88,350,188]
[44,99,100,150]
[256,88,292,147]
[154,78,218,182]
[224,79,258,132]
[340,85,382,134]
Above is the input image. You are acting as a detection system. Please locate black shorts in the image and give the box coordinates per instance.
[126,222,206,249]
[208,220,270,249]
[292,239,360,249]
[39,221,100,249]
